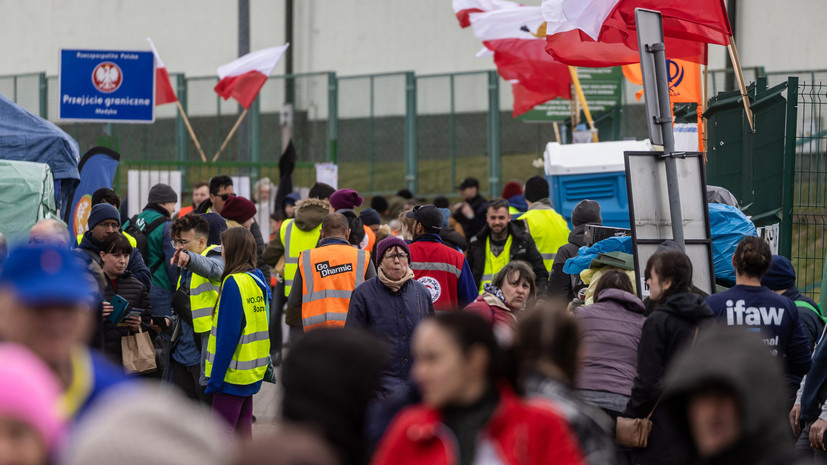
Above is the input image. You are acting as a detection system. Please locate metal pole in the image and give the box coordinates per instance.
[327,72,338,164]
[779,77,799,258]
[238,0,250,163]
[487,71,501,198]
[650,42,685,249]
[404,72,418,194]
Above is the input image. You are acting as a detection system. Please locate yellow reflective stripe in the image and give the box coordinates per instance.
[205,352,270,371]
[59,349,93,418]
[302,312,348,327]
[540,253,556,260]
[301,249,313,302]
[283,221,295,263]
[411,262,462,278]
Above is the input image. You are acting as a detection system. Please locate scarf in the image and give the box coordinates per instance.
[378,266,414,293]
[483,283,508,305]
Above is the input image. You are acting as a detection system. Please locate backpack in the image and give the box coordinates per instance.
[124,214,168,272]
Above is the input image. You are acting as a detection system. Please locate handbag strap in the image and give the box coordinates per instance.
[645,326,700,420]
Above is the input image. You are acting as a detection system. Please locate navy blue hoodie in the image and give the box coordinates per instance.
[706,285,812,405]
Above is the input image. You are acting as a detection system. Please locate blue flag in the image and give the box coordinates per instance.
[64,147,120,239]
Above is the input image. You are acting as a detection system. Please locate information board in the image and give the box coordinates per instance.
[59,49,155,123]
[517,67,622,122]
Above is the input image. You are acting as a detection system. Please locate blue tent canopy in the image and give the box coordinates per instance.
[0,92,80,211]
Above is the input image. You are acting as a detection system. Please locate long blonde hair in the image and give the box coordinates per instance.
[213,227,258,315]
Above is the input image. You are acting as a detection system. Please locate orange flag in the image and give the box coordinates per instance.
[622,59,701,103]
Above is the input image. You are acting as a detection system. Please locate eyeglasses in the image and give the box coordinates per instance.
[96,221,120,230]
[170,238,191,247]
[218,193,236,201]
[383,253,408,262]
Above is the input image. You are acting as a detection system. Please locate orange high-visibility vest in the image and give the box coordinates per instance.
[299,244,369,331]
[360,224,376,253]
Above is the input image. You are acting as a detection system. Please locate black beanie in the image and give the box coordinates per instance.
[524,176,550,203]
[571,199,602,226]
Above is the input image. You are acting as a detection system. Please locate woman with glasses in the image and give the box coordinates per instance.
[346,236,434,401]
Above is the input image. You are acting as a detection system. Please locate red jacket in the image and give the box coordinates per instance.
[372,387,585,465]
[409,236,467,311]
[464,293,520,345]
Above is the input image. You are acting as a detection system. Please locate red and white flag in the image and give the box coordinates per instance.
[214,44,290,109]
[452,0,521,28]
[469,5,572,116]
[146,38,178,106]
[541,0,729,67]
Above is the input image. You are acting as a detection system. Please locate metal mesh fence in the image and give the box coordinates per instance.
[338,72,408,195]
[790,80,827,300]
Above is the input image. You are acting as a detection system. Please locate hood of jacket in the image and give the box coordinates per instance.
[78,231,103,254]
[293,198,330,231]
[567,223,588,247]
[508,195,528,213]
[655,292,714,322]
[663,326,791,465]
[594,288,645,314]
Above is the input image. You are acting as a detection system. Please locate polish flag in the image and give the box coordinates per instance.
[469,6,572,116]
[542,0,730,67]
[214,44,290,110]
[453,0,521,28]
[146,38,178,106]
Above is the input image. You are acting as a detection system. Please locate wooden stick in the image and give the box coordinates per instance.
[568,66,599,142]
[212,108,250,163]
[175,100,207,163]
[727,36,755,131]
[553,121,561,143]
[702,61,709,154]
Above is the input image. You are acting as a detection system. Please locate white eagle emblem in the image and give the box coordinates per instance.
[92,62,122,93]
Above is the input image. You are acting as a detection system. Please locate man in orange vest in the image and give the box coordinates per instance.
[287,213,375,331]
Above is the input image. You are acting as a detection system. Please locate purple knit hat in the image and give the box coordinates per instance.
[329,189,364,211]
[376,236,410,263]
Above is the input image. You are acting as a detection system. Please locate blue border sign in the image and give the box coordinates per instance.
[59,49,155,123]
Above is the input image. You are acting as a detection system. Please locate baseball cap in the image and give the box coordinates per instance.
[457,177,479,190]
[0,245,97,306]
[406,205,443,231]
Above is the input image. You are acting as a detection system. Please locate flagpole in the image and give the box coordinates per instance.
[175,101,207,163]
[568,66,599,142]
[702,60,709,154]
[726,36,755,131]
[212,108,250,163]
[553,121,561,143]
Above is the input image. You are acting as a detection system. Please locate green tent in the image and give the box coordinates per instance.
[0,160,60,245]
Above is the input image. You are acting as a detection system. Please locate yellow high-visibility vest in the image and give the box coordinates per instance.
[205,272,270,385]
[280,219,322,297]
[518,209,570,273]
[177,245,220,334]
[479,235,512,293]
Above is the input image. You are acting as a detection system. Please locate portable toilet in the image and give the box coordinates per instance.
[545,140,652,228]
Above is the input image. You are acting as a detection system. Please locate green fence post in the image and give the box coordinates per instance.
[780,76,799,258]
[175,74,188,188]
[450,74,457,192]
[250,96,261,180]
[38,73,47,119]
[405,72,418,194]
[487,71,501,198]
[369,75,375,192]
[327,72,338,164]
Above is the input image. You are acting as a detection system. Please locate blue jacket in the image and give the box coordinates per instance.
[706,285,812,397]
[802,326,827,422]
[205,268,271,397]
[71,348,131,420]
[346,277,434,399]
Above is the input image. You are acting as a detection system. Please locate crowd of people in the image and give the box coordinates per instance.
[0,173,823,465]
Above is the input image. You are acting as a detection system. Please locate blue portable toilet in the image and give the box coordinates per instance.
[545,140,652,229]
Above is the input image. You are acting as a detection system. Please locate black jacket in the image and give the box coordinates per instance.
[77,232,152,291]
[548,223,589,301]
[783,288,824,348]
[452,194,488,239]
[95,271,153,367]
[626,292,714,465]
[466,222,548,292]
